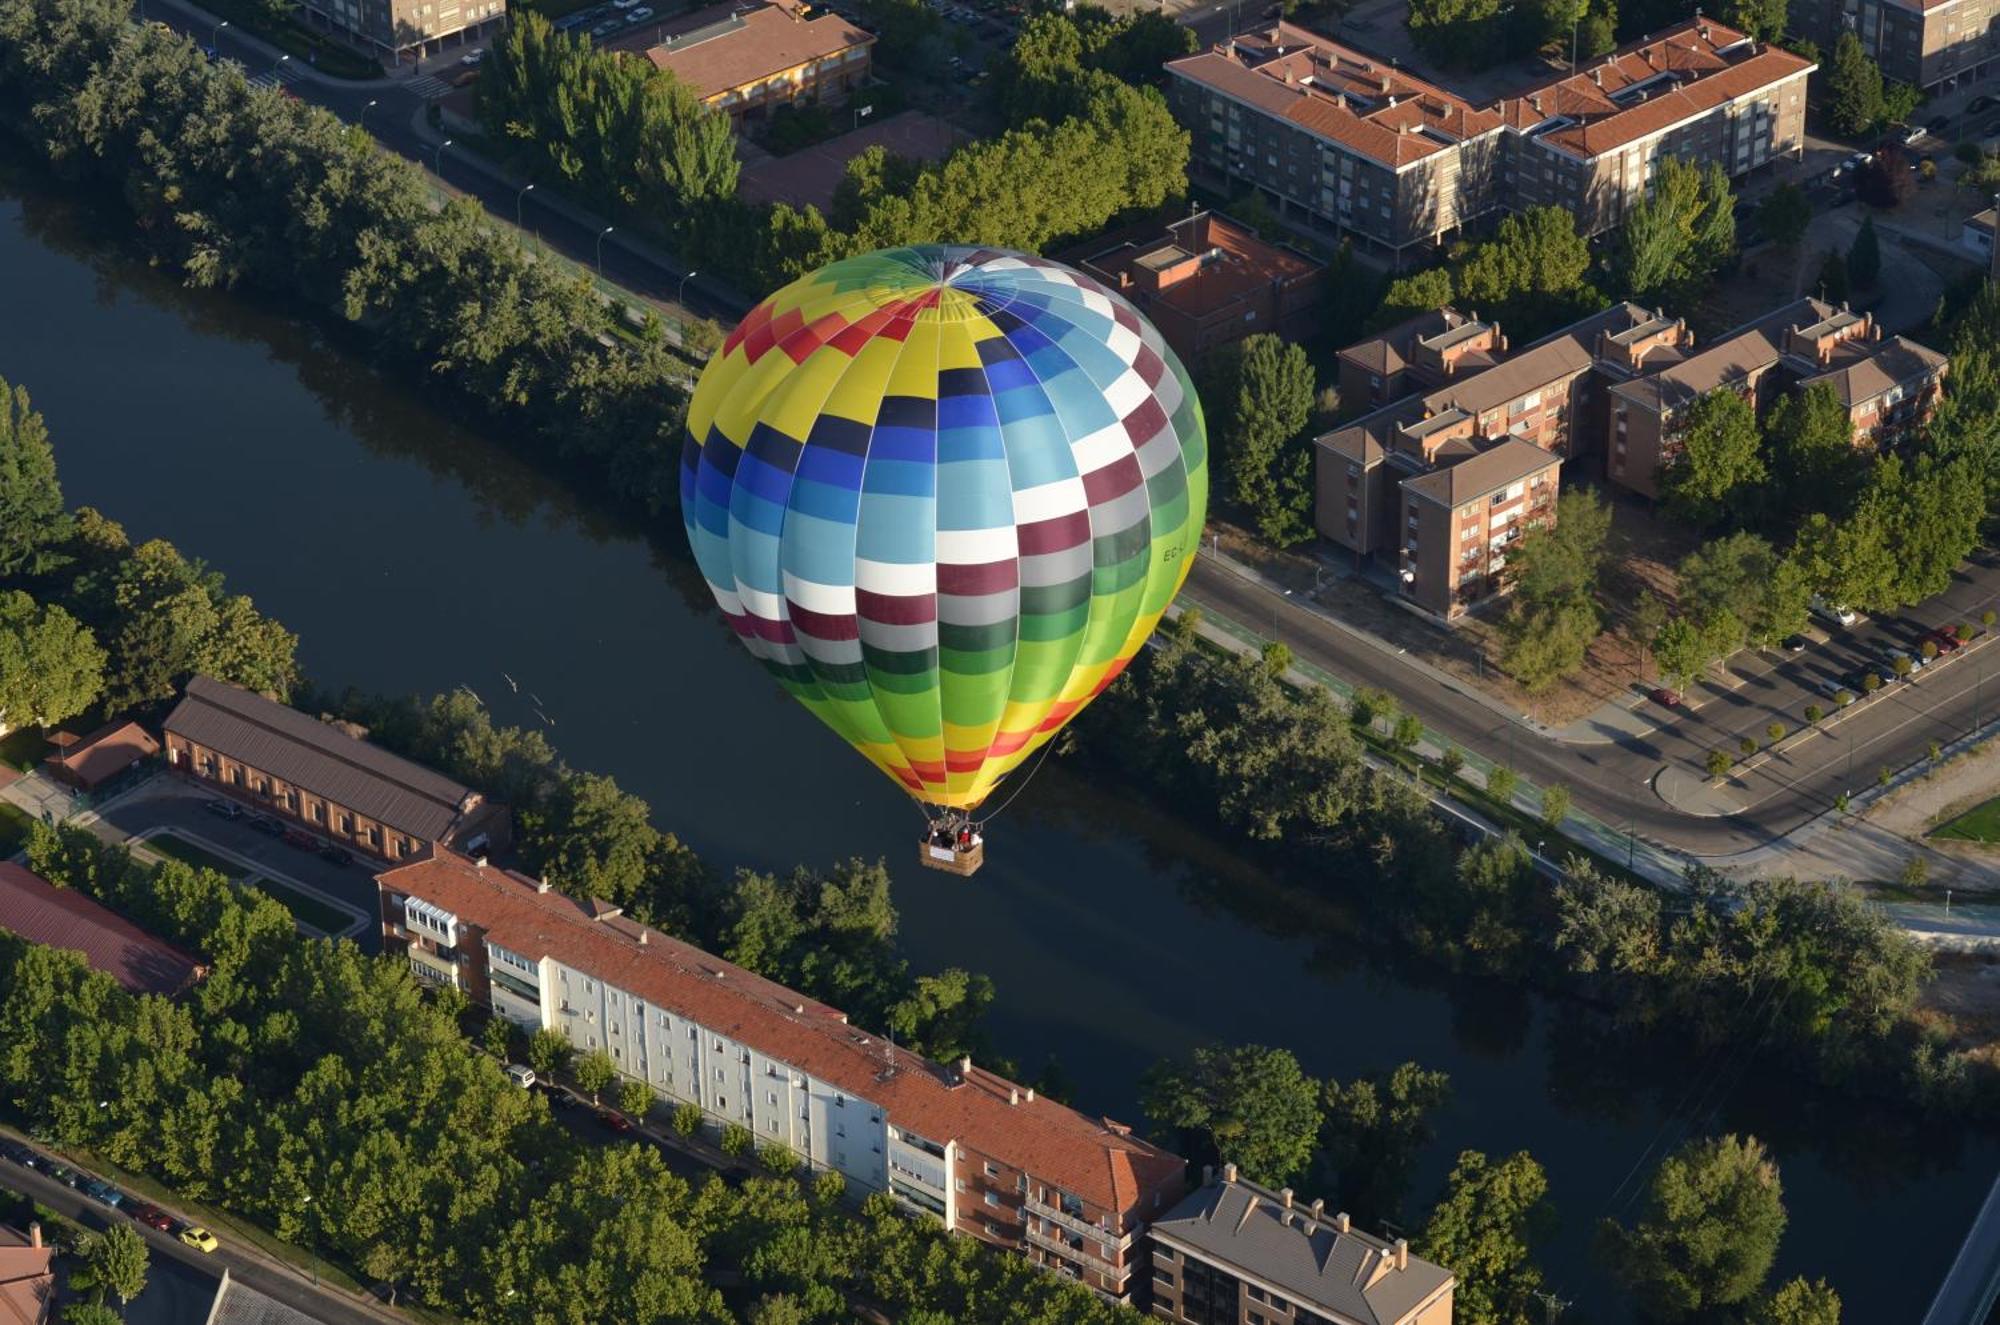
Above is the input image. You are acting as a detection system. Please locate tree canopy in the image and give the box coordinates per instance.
[1599,1134,1787,1319]
[1140,1043,1324,1184]
[1203,334,1318,545]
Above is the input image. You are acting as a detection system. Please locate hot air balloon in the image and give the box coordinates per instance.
[680,244,1208,874]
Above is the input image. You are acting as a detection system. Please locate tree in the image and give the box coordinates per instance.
[1753,1277,1843,1325]
[1662,387,1764,528]
[1392,713,1425,750]
[1140,1043,1323,1185]
[573,1048,617,1104]
[526,1026,573,1079]
[1619,156,1736,297]
[1419,1151,1555,1325]
[1856,151,1913,210]
[1318,1063,1451,1223]
[1707,748,1735,778]
[1825,32,1886,137]
[672,1102,704,1136]
[74,1224,149,1311]
[1452,206,1601,338]
[1540,783,1571,829]
[1407,0,1508,66]
[0,593,105,734]
[1600,1134,1787,1319]
[517,772,661,910]
[1756,184,1812,249]
[1847,213,1881,288]
[1764,384,1867,529]
[1486,764,1519,804]
[1205,335,1317,545]
[1725,0,1787,41]
[618,1078,655,1119]
[1678,533,1807,651]
[0,376,68,577]
[1372,267,1456,331]
[1818,248,1851,303]
[61,1306,124,1325]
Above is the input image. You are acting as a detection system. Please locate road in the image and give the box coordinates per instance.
[1922,1171,2000,1325]
[1183,552,2000,865]
[0,1145,391,1325]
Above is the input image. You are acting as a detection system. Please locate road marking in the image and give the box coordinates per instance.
[408,74,454,99]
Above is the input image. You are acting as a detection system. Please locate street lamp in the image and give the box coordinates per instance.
[211,17,230,45]
[515,182,536,229]
[596,225,614,275]
[429,137,454,172]
[358,97,378,132]
[677,268,699,304]
[272,52,291,77]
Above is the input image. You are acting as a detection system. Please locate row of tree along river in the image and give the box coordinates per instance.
[3,166,1992,1322]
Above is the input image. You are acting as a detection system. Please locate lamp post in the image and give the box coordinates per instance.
[515,182,536,229]
[429,137,453,172]
[301,1194,318,1287]
[211,16,229,44]
[358,97,378,132]
[272,52,291,78]
[596,225,614,275]
[677,268,699,305]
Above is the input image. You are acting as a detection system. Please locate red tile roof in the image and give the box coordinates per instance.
[0,1224,53,1325]
[0,863,205,997]
[42,720,159,790]
[632,0,874,99]
[377,852,1185,1217]
[1167,24,1500,169]
[1080,212,1323,320]
[1499,19,1814,159]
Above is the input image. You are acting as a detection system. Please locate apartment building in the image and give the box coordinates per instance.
[1494,22,1813,235]
[1077,211,1326,363]
[1335,307,1507,412]
[1163,26,1506,265]
[1793,0,2000,90]
[1605,299,1949,496]
[1148,1167,1455,1325]
[162,676,511,863]
[300,0,503,65]
[1165,19,1811,260]
[1317,302,1689,616]
[376,851,1186,1298]
[632,0,875,123]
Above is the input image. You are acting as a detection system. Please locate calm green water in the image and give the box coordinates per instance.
[3,167,1993,1322]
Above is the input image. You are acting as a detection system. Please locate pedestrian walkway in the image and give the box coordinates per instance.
[406,73,455,98]
[245,60,307,90]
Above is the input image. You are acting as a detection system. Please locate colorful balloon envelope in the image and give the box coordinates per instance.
[681,245,1208,814]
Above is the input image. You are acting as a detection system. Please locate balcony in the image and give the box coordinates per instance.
[1024,1196,1133,1251]
[1023,1224,1130,1282]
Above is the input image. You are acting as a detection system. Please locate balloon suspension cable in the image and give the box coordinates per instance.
[972,735,1060,829]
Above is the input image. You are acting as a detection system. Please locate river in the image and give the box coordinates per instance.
[4,166,1993,1322]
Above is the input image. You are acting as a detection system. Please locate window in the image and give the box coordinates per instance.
[229,767,243,786]
[984,1162,999,1177]
[715,1068,725,1082]
[717,1095,727,1109]
[310,802,324,822]
[1250,1288,1267,1304]
[956,1179,968,1192]
[339,814,353,833]
[768,1091,778,1106]
[983,1192,1001,1207]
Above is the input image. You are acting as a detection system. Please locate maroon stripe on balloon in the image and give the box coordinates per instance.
[1120,396,1169,447]
[856,589,938,626]
[1110,299,1143,335]
[1133,344,1167,389]
[789,603,860,641]
[1017,510,1092,555]
[745,615,797,645]
[1082,453,1144,506]
[937,560,1019,595]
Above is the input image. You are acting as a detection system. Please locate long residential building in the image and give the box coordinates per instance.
[299,0,504,66]
[622,0,876,124]
[376,851,1187,1298]
[1793,0,2000,90]
[1165,18,1813,263]
[163,676,511,864]
[1148,1167,1455,1325]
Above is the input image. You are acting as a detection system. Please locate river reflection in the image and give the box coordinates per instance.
[3,163,1992,1323]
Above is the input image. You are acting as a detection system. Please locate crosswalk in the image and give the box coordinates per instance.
[407,74,455,99]
[245,62,306,91]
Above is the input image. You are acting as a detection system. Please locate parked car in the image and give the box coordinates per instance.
[127,1202,173,1232]
[1781,634,1809,653]
[1927,628,1964,654]
[248,814,284,837]
[204,799,244,820]
[506,1064,537,1089]
[0,1141,35,1167]
[280,828,318,850]
[459,48,484,65]
[1972,94,1997,113]
[83,1180,124,1210]
[598,1110,635,1134]
[625,6,654,20]
[589,18,621,35]
[1927,113,1951,134]
[1815,676,1854,701]
[319,843,354,867]
[1648,687,1682,708]
[47,1165,81,1188]
[545,1088,578,1111]
[1810,596,1858,627]
[1883,647,1925,675]
[180,1226,219,1253]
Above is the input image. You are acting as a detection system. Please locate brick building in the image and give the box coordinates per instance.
[299,0,504,66]
[631,0,875,123]
[162,676,510,863]
[1793,0,2000,90]
[1604,299,1949,497]
[0,862,206,998]
[0,1224,53,1325]
[1165,19,1811,262]
[377,851,1186,1298]
[1075,212,1327,363]
[1335,307,1507,413]
[41,719,158,793]
[1316,302,1688,617]
[1148,1167,1455,1325]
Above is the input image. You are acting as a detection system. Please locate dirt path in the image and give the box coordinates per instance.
[1862,736,2000,892]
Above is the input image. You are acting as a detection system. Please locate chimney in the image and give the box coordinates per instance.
[1010,1088,1021,1105]
[1530,94,1542,114]
[1591,67,1601,85]
[536,877,552,894]
[1334,1211,1351,1232]
[1310,1199,1325,1220]
[28,1224,41,1249]
[1381,73,1392,93]
[1223,1163,1239,1184]
[1393,1238,1409,1271]
[638,931,649,945]
[1025,1088,1035,1102]
[1280,1188,1294,1208]
[1203,1164,1215,1185]
[959,1055,973,1074]
[474,855,488,869]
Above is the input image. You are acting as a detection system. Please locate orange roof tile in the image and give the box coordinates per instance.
[631,0,874,99]
[377,853,1185,1217]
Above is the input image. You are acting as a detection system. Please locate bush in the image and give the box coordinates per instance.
[1804,703,1824,725]
[1982,609,1994,628]
[1878,764,1894,787]
[1957,140,1986,165]
[1959,622,1977,641]
[1739,735,1759,756]
[1863,672,1883,694]
[1486,765,1519,805]
[1707,749,1736,777]
[1921,639,1939,660]
[1437,747,1465,780]
[1902,855,1930,888]
[1929,740,1943,763]
[1766,722,1787,744]
[1393,713,1425,750]
[1920,158,1939,182]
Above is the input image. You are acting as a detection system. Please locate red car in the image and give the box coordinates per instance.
[598,1111,634,1135]
[1648,687,1682,708]
[1929,629,1964,654]
[127,1202,172,1232]
[280,828,318,850]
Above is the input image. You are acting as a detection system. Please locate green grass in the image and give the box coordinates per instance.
[246,875,358,936]
[0,727,44,772]
[1931,795,2000,843]
[0,802,32,858]
[144,831,249,878]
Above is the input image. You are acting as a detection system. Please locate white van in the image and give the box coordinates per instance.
[506,1064,537,1090]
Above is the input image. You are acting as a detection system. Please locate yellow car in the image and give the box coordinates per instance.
[179,1226,218,1253]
